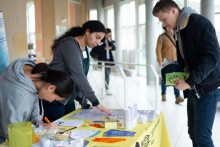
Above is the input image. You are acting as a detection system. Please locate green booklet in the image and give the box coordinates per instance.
[166,72,189,86]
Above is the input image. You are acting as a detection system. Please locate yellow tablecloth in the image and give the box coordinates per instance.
[0,109,171,147]
[62,109,171,147]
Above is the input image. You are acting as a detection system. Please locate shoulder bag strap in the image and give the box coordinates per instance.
[165,33,176,47]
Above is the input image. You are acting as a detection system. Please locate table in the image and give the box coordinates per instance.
[0,109,171,147]
[62,109,171,147]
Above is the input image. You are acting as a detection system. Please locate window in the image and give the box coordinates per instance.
[121,1,136,50]
[215,14,220,43]
[104,7,115,39]
[89,9,97,20]
[215,0,220,42]
[26,1,36,57]
[137,3,146,76]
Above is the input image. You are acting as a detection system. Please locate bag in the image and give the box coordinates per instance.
[161,62,183,83]
[8,122,33,147]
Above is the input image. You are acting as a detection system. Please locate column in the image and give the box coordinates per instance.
[96,0,104,23]
[201,0,215,24]
[184,0,188,7]
[114,0,122,62]
[35,0,43,62]
[145,0,158,84]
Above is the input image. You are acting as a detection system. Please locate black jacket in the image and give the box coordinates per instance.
[176,13,220,94]
[91,38,116,65]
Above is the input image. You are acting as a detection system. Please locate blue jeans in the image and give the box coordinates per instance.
[105,67,111,89]
[161,79,180,98]
[187,89,220,147]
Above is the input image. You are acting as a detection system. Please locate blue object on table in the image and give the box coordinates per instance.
[103,129,136,137]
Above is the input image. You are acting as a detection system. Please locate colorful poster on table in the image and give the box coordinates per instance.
[0,11,9,74]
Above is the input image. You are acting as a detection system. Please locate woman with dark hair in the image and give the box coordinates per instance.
[42,20,111,122]
[0,58,74,141]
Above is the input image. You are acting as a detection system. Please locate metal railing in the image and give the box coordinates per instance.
[88,60,160,110]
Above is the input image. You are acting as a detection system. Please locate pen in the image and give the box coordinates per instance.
[44,116,51,124]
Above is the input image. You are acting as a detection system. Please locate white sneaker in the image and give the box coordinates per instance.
[106,89,112,95]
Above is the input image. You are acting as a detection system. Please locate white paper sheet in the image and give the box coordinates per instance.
[53,119,84,127]
[70,130,100,139]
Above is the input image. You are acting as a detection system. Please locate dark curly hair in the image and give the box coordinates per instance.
[31,63,74,98]
[51,20,106,52]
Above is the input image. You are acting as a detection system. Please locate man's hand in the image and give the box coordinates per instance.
[174,79,190,90]
[105,46,112,50]
[95,104,112,115]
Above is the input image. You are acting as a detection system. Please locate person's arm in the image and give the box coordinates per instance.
[59,40,111,114]
[1,89,39,139]
[156,35,163,66]
[30,97,41,124]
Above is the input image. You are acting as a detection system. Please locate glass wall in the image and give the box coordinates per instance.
[137,3,146,76]
[104,7,115,39]
[89,9,97,20]
[215,0,220,43]
[120,1,136,51]
[26,1,36,58]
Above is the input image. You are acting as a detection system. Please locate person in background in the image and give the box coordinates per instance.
[42,20,111,122]
[90,28,116,95]
[153,0,220,146]
[0,58,74,141]
[156,26,184,104]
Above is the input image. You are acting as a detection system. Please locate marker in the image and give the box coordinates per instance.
[44,116,51,124]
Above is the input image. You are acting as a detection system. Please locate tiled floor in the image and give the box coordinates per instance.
[85,68,220,147]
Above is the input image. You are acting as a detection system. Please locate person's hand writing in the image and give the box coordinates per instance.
[96,104,112,115]
[174,79,190,90]
[39,122,57,129]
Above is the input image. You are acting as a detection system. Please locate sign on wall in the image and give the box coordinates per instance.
[0,11,9,74]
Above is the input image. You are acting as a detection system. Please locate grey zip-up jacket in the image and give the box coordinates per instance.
[0,59,41,140]
[49,37,99,106]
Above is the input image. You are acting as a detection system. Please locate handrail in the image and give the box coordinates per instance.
[89,60,160,110]
[90,60,147,67]
[150,64,160,110]
[118,67,127,109]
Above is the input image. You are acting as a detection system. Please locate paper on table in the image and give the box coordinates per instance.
[70,130,101,139]
[53,119,83,127]
[68,109,107,120]
[165,72,189,86]
[68,109,124,121]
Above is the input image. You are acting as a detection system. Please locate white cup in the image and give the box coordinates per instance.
[40,138,52,147]
[140,114,148,124]
[69,140,81,147]
[125,121,132,130]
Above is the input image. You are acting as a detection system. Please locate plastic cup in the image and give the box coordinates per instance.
[140,114,148,124]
